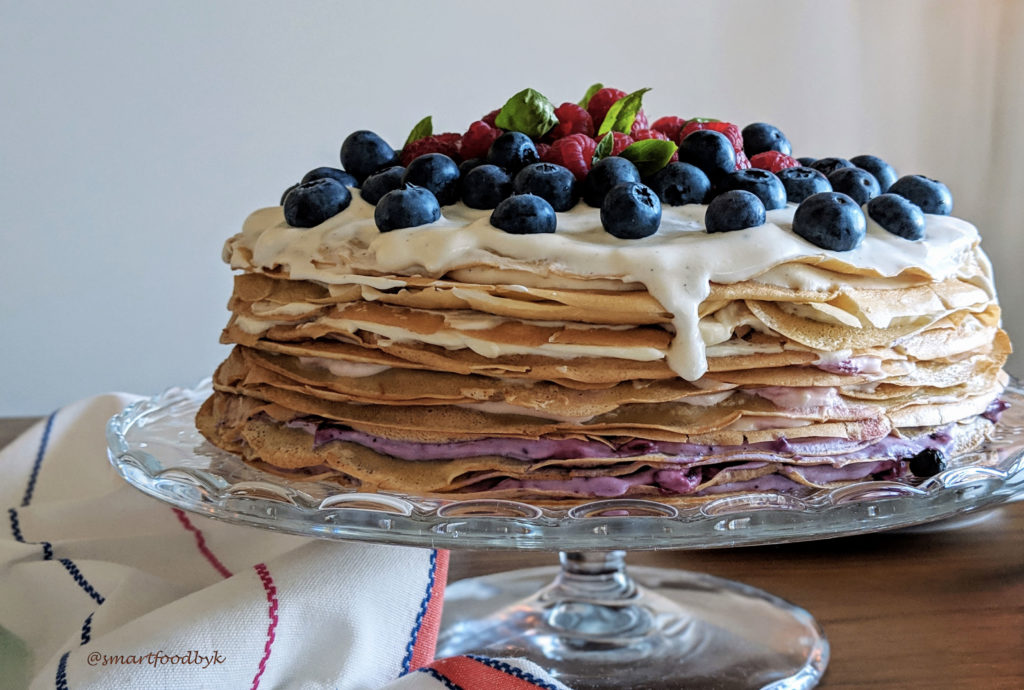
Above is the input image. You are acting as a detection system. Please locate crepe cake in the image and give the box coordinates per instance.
[196,86,1011,504]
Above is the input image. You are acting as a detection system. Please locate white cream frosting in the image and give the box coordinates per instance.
[225,191,991,381]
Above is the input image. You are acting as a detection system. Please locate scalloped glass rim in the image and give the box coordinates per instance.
[106,378,1024,550]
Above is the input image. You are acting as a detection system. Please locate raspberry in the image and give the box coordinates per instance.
[734,150,751,170]
[632,128,670,142]
[632,128,678,161]
[629,110,650,136]
[749,151,799,173]
[586,88,628,129]
[609,132,634,156]
[651,116,686,142]
[679,121,744,154]
[534,142,551,161]
[543,133,597,181]
[400,133,462,166]
[460,120,503,161]
[548,102,594,139]
[481,109,501,127]
[587,88,648,135]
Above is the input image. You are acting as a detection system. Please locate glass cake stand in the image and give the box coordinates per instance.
[106,379,1024,690]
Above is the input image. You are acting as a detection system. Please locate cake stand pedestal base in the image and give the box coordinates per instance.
[437,551,828,690]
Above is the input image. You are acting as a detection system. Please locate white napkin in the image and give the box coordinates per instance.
[0,393,568,690]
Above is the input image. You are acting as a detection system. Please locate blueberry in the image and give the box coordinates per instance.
[776,167,832,204]
[280,183,298,206]
[340,130,399,183]
[461,164,513,209]
[792,192,866,251]
[678,130,736,179]
[401,153,461,205]
[600,183,662,239]
[849,155,897,193]
[360,166,405,205]
[646,162,711,206]
[809,157,855,177]
[301,166,358,188]
[374,186,441,232]
[866,193,926,241]
[514,162,578,212]
[907,448,947,477]
[704,190,766,233]
[888,175,953,215]
[283,178,352,228]
[719,169,787,210]
[796,156,817,167]
[458,157,486,177]
[828,167,881,205]
[741,122,792,156]
[490,194,557,234]
[487,132,538,173]
[583,157,641,207]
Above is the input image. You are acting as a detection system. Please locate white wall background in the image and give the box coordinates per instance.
[1,0,1022,414]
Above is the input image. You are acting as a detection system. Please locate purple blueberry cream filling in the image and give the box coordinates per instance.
[279,412,997,498]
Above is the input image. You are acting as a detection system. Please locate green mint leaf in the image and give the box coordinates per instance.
[592,132,614,165]
[404,116,433,147]
[579,83,603,108]
[686,117,720,125]
[620,139,679,177]
[494,88,558,139]
[597,87,651,136]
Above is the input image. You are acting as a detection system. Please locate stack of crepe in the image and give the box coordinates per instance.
[197,207,1010,504]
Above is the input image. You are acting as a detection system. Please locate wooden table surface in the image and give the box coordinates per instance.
[3,416,1022,688]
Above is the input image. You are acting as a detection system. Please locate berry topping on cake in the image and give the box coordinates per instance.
[777,167,832,203]
[646,162,711,206]
[678,130,737,179]
[809,157,855,177]
[549,102,594,139]
[908,448,947,477]
[583,156,642,207]
[514,163,579,212]
[888,175,954,215]
[301,167,358,188]
[849,155,898,193]
[749,151,799,173]
[360,166,405,205]
[460,164,513,210]
[374,186,441,232]
[488,131,539,173]
[828,167,881,205]
[867,193,926,241]
[741,122,792,156]
[490,194,557,234]
[792,192,867,251]
[460,120,504,161]
[600,182,661,239]
[608,131,635,156]
[401,153,461,205]
[283,178,352,228]
[705,190,766,233]
[719,169,787,211]
[400,133,462,167]
[733,150,752,170]
[542,133,598,181]
[340,131,399,183]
